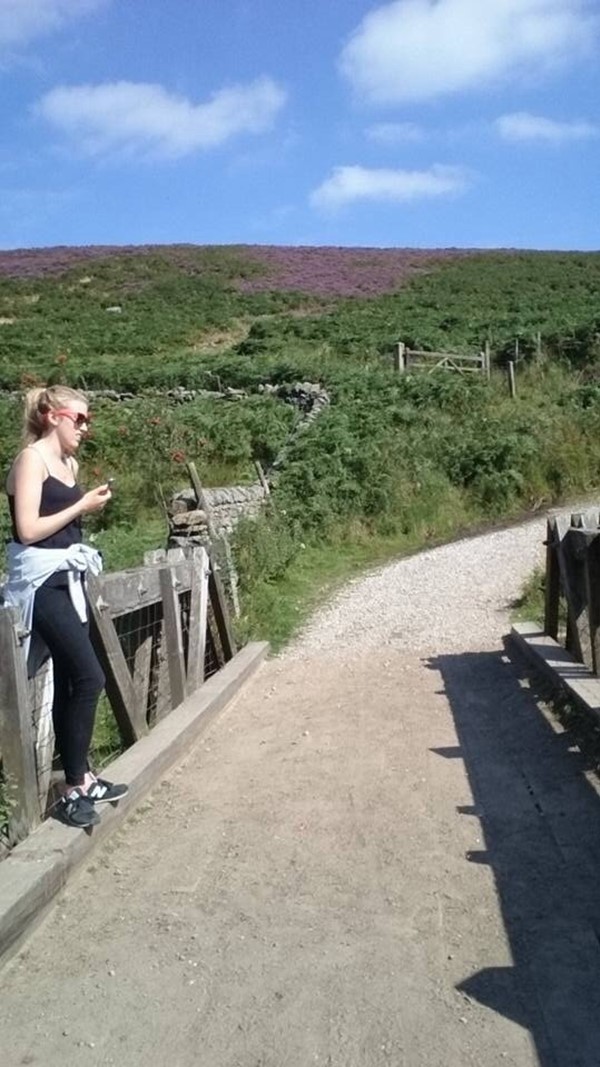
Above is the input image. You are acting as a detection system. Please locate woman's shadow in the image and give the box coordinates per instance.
[429,638,600,1067]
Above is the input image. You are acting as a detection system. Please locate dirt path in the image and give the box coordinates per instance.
[2,521,600,1066]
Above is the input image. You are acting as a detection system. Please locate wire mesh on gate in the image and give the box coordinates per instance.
[178,588,220,681]
[112,599,168,727]
[29,660,55,813]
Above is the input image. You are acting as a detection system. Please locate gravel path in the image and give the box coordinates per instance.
[288,517,546,658]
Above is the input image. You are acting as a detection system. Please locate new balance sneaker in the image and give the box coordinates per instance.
[87,778,129,805]
[58,788,101,828]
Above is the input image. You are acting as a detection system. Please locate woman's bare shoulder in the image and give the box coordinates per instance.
[6,446,46,493]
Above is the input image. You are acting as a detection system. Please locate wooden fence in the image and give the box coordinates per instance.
[544,509,600,673]
[394,341,491,378]
[0,545,236,849]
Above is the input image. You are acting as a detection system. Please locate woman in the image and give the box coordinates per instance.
[4,385,128,828]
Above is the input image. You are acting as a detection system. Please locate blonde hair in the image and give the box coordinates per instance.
[23,385,88,444]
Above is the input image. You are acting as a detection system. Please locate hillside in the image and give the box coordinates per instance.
[1,244,600,643]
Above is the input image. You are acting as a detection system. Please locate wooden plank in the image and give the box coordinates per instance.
[584,535,600,675]
[132,634,153,727]
[144,549,167,565]
[166,547,186,563]
[408,349,483,362]
[511,622,600,726]
[208,551,237,661]
[186,548,209,691]
[570,509,600,532]
[556,530,589,667]
[159,567,186,710]
[87,576,146,746]
[544,518,560,641]
[96,561,192,618]
[0,608,40,843]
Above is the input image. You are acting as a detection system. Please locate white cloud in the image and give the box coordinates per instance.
[340,0,598,104]
[366,121,425,144]
[0,0,105,49]
[496,111,598,143]
[311,164,471,209]
[36,78,288,160]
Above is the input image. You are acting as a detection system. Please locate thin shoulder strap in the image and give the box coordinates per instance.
[27,443,51,475]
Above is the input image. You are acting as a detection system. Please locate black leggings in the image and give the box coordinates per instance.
[32,583,105,786]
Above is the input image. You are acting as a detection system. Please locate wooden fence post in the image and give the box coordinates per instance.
[484,340,491,380]
[159,565,187,710]
[394,342,406,374]
[544,518,560,640]
[557,527,589,667]
[186,547,209,691]
[585,535,600,674]
[0,607,40,843]
[507,360,517,399]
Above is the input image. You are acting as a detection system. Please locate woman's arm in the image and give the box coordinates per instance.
[10,449,111,545]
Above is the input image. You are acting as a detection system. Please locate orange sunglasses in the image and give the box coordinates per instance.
[53,409,93,428]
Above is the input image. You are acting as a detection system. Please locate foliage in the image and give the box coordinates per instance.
[1,245,600,649]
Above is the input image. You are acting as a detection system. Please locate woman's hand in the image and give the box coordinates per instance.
[80,484,112,514]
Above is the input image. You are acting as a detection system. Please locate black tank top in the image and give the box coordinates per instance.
[9,475,83,548]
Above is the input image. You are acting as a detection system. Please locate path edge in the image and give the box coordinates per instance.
[510,621,600,724]
[0,640,269,966]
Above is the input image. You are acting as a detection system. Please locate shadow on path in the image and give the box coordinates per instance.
[429,643,600,1067]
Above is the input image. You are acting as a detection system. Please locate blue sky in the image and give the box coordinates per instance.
[0,0,598,251]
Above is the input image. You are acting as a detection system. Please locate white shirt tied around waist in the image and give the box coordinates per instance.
[2,542,103,661]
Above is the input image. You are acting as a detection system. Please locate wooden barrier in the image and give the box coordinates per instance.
[544,509,600,673]
[0,545,235,849]
[395,341,491,378]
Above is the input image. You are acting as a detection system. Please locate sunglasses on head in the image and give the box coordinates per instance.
[53,409,92,428]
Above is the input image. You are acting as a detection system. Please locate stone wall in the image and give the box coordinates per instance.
[168,483,268,550]
[167,380,330,551]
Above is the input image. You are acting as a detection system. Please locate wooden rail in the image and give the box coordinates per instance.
[0,546,236,849]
